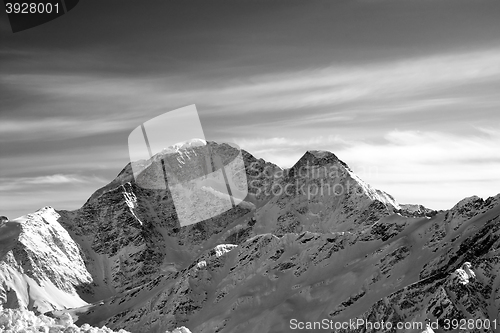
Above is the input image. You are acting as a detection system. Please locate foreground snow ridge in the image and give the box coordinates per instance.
[0,307,191,333]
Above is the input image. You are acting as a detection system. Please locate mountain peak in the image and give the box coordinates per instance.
[453,195,482,208]
[288,150,350,178]
[159,138,207,155]
[305,149,335,157]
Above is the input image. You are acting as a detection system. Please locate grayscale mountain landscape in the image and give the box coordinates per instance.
[1,141,499,333]
[2,1,500,333]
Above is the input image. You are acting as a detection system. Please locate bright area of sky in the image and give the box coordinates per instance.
[1,0,500,219]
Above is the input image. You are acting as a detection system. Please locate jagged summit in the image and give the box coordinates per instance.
[150,139,242,162]
[452,195,483,209]
[158,138,207,156]
[89,140,257,204]
[288,150,350,178]
[285,149,399,212]
[306,149,339,159]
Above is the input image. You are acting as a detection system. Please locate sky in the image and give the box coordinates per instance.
[1,0,500,219]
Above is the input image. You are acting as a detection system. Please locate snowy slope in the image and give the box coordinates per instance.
[0,207,91,313]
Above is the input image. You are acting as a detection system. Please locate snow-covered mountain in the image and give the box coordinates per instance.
[0,207,91,313]
[1,141,499,333]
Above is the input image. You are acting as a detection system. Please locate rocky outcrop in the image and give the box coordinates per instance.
[335,209,500,333]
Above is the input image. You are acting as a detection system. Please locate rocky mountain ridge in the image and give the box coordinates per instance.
[1,141,499,333]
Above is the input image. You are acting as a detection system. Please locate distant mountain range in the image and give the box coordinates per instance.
[1,141,499,333]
